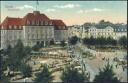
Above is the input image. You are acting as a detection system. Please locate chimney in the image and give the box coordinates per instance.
[33,11,40,15]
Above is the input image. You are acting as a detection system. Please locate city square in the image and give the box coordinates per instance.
[0,1,127,83]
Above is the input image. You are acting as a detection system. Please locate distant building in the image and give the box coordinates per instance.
[52,20,68,43]
[69,25,127,40]
[113,25,127,39]
[86,26,116,39]
[0,11,68,49]
[68,25,83,38]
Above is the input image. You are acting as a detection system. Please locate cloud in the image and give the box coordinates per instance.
[93,8,103,12]
[45,9,56,12]
[16,5,35,10]
[5,4,35,11]
[54,4,80,8]
[77,10,84,13]
[78,8,104,13]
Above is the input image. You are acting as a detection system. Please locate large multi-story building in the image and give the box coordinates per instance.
[68,25,127,40]
[113,25,127,39]
[0,11,68,49]
[85,26,116,39]
[68,25,83,38]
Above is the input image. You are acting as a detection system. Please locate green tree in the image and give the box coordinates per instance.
[1,56,10,82]
[50,39,55,45]
[106,37,117,46]
[24,46,32,55]
[60,40,66,47]
[35,65,53,83]
[96,36,106,46]
[32,44,41,51]
[94,62,120,83]
[20,63,32,78]
[61,65,88,83]
[69,36,78,45]
[7,47,22,71]
[0,72,10,83]
[7,39,30,71]
[4,44,12,56]
[118,36,127,48]
[89,36,96,45]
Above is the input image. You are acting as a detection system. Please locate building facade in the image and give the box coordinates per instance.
[52,20,68,43]
[113,25,127,39]
[0,11,68,49]
[68,25,127,40]
[86,26,116,39]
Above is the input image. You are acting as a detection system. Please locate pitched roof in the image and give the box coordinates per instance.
[52,19,67,30]
[0,11,67,30]
[1,17,23,30]
[22,11,51,25]
[2,17,22,25]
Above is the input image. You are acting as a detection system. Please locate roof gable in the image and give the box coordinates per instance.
[52,19,67,30]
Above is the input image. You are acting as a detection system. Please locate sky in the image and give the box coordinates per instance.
[0,1,127,26]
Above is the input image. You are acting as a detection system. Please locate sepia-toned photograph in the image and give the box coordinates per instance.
[0,0,127,83]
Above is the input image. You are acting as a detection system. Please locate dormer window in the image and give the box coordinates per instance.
[63,26,65,29]
[41,21,43,25]
[27,20,30,25]
[37,21,39,25]
[9,25,12,29]
[14,25,17,29]
[39,21,41,25]
[2,26,4,29]
[49,21,52,25]
[19,26,22,29]
[59,26,61,29]
[32,21,35,25]
[45,21,48,25]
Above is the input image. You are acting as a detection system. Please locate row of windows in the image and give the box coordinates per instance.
[27,28,53,33]
[88,29,112,32]
[1,30,22,35]
[0,26,22,29]
[88,33,116,35]
[27,34,53,40]
[27,20,52,26]
[88,28,127,32]
[1,35,22,41]
[115,29,127,31]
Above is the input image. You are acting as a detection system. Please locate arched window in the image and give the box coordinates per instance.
[14,25,17,29]
[49,21,52,25]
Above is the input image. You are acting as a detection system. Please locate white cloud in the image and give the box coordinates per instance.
[77,10,84,13]
[5,4,35,11]
[45,9,56,12]
[93,8,103,12]
[54,4,80,9]
[78,8,104,13]
[16,5,35,10]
